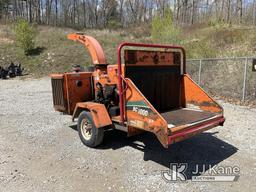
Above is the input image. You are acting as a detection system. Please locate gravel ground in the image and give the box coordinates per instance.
[0,77,256,192]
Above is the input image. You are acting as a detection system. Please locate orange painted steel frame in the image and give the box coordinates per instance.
[67,33,107,65]
[182,74,223,113]
[65,34,114,128]
[51,33,225,148]
[124,50,177,66]
[117,42,186,124]
[125,78,169,146]
[51,72,93,114]
[117,43,224,147]
[124,75,225,147]
[169,74,225,144]
[72,102,112,128]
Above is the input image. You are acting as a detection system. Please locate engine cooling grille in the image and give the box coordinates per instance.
[51,78,66,112]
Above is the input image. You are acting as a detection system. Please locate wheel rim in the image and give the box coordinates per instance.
[80,118,93,140]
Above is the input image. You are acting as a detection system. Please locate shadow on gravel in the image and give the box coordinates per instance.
[101,129,238,179]
[69,126,238,179]
[69,124,77,131]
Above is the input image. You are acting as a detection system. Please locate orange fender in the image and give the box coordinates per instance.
[72,102,112,128]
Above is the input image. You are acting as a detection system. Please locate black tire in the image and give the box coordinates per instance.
[77,111,104,147]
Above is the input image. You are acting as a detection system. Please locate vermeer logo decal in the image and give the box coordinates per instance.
[126,101,153,117]
[132,106,149,116]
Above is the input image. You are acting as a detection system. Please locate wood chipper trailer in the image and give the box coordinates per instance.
[50,33,225,148]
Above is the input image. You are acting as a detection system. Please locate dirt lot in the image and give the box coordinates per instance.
[0,77,256,192]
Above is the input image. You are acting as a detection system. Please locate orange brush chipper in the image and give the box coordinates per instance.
[50,33,225,148]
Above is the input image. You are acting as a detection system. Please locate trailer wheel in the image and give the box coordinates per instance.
[77,111,104,147]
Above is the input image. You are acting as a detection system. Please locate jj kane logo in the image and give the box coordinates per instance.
[162,163,240,182]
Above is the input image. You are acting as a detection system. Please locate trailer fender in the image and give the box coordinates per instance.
[72,102,112,128]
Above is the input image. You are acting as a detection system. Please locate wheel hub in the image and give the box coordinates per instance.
[80,118,92,140]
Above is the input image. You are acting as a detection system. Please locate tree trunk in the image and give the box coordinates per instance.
[190,0,195,25]
[46,0,53,25]
[237,0,243,24]
[55,0,57,26]
[36,0,41,24]
[82,0,86,28]
[176,0,180,21]
[227,0,231,23]
[73,0,76,26]
[221,0,225,22]
[94,1,98,27]
[29,0,32,23]
[253,0,256,25]
[119,0,124,25]
[0,1,2,20]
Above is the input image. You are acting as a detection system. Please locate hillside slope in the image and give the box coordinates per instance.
[0,24,255,76]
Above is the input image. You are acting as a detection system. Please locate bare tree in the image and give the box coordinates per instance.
[237,0,243,24]
[253,0,256,25]
[82,0,86,28]
[190,0,195,25]
[55,0,58,26]
[0,0,255,29]
[46,0,53,25]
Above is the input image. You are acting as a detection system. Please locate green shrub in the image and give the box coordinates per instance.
[184,40,217,59]
[107,18,122,29]
[151,9,181,44]
[207,17,226,29]
[14,19,36,55]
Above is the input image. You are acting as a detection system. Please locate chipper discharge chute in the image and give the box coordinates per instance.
[51,33,225,148]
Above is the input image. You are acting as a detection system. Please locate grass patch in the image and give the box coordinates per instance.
[0,24,255,77]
